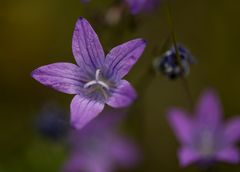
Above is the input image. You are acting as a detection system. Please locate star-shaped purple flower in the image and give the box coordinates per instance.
[31,17,146,129]
[62,111,140,172]
[168,89,240,167]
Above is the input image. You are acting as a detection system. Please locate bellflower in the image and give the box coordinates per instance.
[125,0,159,14]
[168,89,240,167]
[31,17,146,129]
[62,111,140,172]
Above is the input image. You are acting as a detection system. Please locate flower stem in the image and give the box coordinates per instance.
[166,0,194,109]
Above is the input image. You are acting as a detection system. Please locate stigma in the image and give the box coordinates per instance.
[84,69,110,90]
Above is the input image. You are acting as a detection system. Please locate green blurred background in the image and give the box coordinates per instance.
[1,0,240,171]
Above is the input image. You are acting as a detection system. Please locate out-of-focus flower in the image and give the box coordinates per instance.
[154,45,194,80]
[35,102,69,141]
[125,0,159,14]
[62,110,140,172]
[80,0,91,3]
[31,17,146,130]
[168,89,240,167]
[80,0,159,14]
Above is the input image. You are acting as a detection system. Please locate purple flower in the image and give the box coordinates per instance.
[31,17,146,129]
[168,89,240,167]
[62,111,140,172]
[125,0,159,14]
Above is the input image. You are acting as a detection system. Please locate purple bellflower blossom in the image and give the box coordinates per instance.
[125,0,159,14]
[168,89,240,167]
[62,111,140,172]
[31,17,146,130]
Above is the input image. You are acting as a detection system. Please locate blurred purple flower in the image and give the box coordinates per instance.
[62,111,140,172]
[80,0,159,14]
[168,89,240,167]
[31,17,146,130]
[125,0,159,14]
[81,0,90,3]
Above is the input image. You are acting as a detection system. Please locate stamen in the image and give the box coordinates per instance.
[83,69,110,90]
[98,81,110,90]
[84,80,98,88]
[95,69,101,80]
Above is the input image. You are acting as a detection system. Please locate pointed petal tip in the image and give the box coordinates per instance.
[134,38,147,45]
[31,69,37,78]
[201,88,219,100]
[30,63,84,94]
[31,68,41,80]
[178,148,200,167]
[167,108,188,120]
[75,17,87,27]
[216,147,240,164]
[70,120,85,130]
[196,88,222,126]
[141,39,147,44]
[77,16,86,22]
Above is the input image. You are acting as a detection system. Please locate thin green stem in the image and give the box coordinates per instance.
[166,0,194,109]
[166,0,181,64]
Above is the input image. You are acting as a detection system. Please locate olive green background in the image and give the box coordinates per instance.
[1,0,240,171]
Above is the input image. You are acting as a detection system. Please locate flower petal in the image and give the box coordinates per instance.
[167,108,193,144]
[63,151,111,172]
[62,152,85,172]
[223,117,240,144]
[195,89,222,129]
[178,147,201,167]
[104,39,146,80]
[109,137,139,168]
[107,80,137,108]
[72,17,105,70]
[215,147,240,163]
[31,63,84,94]
[70,95,105,130]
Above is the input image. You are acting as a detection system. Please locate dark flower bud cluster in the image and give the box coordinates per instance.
[35,103,69,141]
[154,45,194,80]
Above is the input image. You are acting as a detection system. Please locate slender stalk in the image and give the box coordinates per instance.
[166,0,194,109]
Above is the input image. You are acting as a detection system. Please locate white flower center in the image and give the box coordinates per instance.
[199,131,215,157]
[84,69,110,90]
